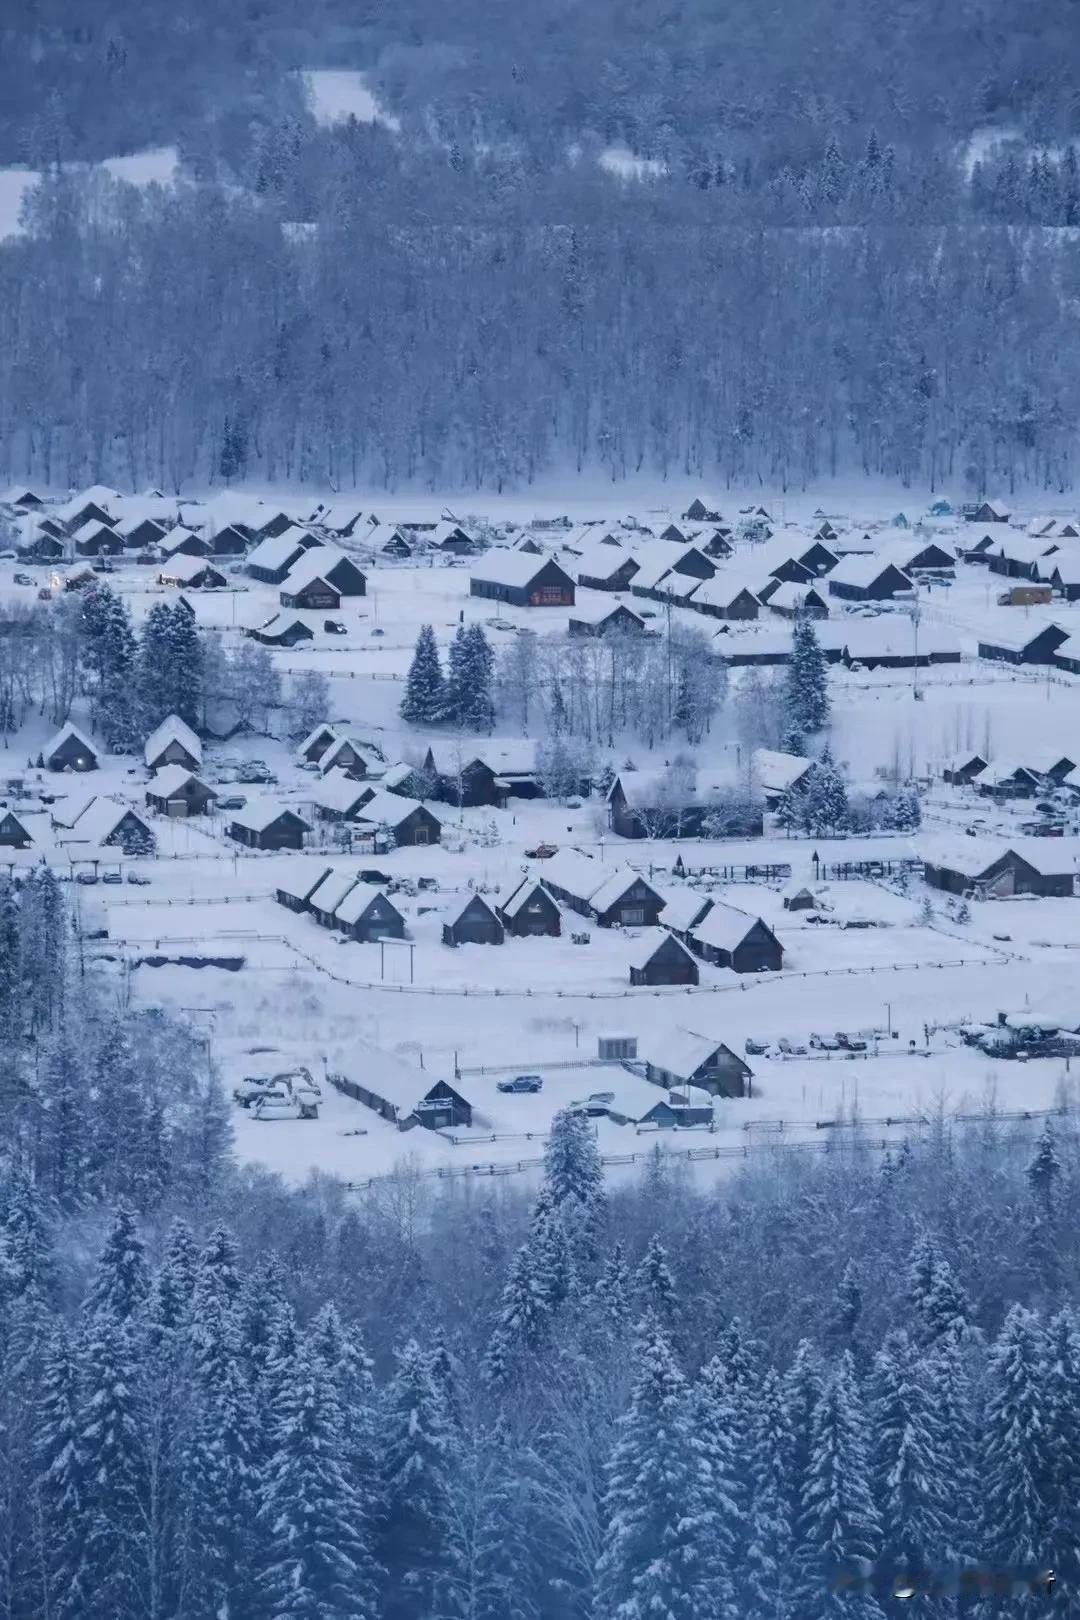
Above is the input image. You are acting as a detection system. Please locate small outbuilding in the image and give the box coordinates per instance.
[144,715,202,774]
[496,877,563,937]
[629,930,700,987]
[43,722,99,773]
[687,902,784,972]
[145,766,218,818]
[227,802,312,851]
[0,810,32,848]
[334,886,407,943]
[639,1027,752,1098]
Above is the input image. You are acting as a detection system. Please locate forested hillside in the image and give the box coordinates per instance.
[0,0,1078,492]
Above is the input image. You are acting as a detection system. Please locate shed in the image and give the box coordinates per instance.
[827,558,914,601]
[587,868,666,929]
[245,526,322,584]
[639,1027,752,1098]
[43,722,99,773]
[920,838,1076,899]
[145,766,217,818]
[629,930,699,986]
[144,715,202,773]
[158,555,227,590]
[157,526,210,559]
[782,884,819,911]
[0,810,32,848]
[568,602,647,637]
[332,1046,473,1129]
[71,519,123,557]
[353,791,442,847]
[227,802,312,851]
[469,554,576,607]
[249,613,315,648]
[275,863,334,913]
[296,724,339,765]
[319,736,384,781]
[442,893,505,947]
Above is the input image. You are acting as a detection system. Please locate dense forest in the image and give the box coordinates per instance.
[1,0,1079,493]
[2,875,1080,1615]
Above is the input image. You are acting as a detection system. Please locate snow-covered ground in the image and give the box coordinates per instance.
[300,70,400,131]
[5,485,1080,1189]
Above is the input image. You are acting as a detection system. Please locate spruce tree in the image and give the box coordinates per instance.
[463,624,495,732]
[684,1353,745,1616]
[442,624,473,729]
[595,1316,706,1620]
[543,1107,604,1209]
[1041,1308,1080,1593]
[36,1322,89,1620]
[869,1331,950,1596]
[77,1306,150,1619]
[86,1204,150,1323]
[745,1367,795,1620]
[400,625,445,725]
[634,1235,679,1335]
[785,614,830,739]
[379,1338,458,1620]
[981,1305,1049,1573]
[258,1330,378,1620]
[796,1353,882,1617]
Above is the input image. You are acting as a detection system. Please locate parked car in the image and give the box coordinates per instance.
[525,843,558,859]
[809,1033,840,1050]
[496,1074,543,1094]
[324,619,347,635]
[126,872,151,885]
[102,871,123,885]
[13,572,33,586]
[74,871,99,885]
[253,1093,304,1121]
[359,869,393,885]
[777,1037,807,1056]
[37,586,52,600]
[836,1032,868,1052]
[745,1037,770,1055]
[218,795,247,810]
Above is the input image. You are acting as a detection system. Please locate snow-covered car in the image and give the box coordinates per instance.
[809,1033,840,1050]
[218,795,247,810]
[496,1074,543,1094]
[835,1032,868,1052]
[234,1076,276,1106]
[102,871,123,885]
[253,1093,304,1121]
[777,1037,807,1056]
[745,1037,769,1055]
[126,872,151,885]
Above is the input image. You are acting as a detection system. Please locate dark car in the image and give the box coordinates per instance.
[324,619,347,635]
[218,795,247,810]
[836,1032,868,1052]
[359,869,393,885]
[496,1074,543,1094]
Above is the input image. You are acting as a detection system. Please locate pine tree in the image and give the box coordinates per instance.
[463,624,495,732]
[86,1204,150,1323]
[36,1322,89,1620]
[785,614,830,738]
[258,1330,378,1620]
[442,624,473,729]
[379,1338,458,1620]
[166,597,203,729]
[400,625,445,725]
[147,1219,198,1344]
[869,1331,950,1596]
[595,1316,707,1620]
[0,879,21,1047]
[1041,1308,1080,1592]
[485,1236,557,1383]
[918,1333,976,1566]
[811,747,848,833]
[634,1235,679,1334]
[745,1367,795,1620]
[77,1306,150,1619]
[543,1107,604,1210]
[981,1305,1049,1572]
[797,1354,882,1616]
[826,1260,863,1357]
[684,1353,745,1615]
[1026,1126,1062,1296]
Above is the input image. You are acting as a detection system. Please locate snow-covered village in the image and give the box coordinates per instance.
[4,0,1080,1612]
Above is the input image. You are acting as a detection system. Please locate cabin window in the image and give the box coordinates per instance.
[535,584,566,603]
[621,907,645,925]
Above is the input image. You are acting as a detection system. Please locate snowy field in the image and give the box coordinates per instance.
[4,483,1080,1190]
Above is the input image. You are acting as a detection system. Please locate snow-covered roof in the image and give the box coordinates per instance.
[115,512,168,541]
[308,868,363,915]
[828,555,914,588]
[687,575,762,611]
[588,865,658,915]
[197,491,270,534]
[627,927,695,972]
[295,723,339,762]
[335,1040,444,1121]
[976,619,1065,653]
[538,847,606,901]
[160,552,223,584]
[50,790,99,828]
[766,580,825,611]
[275,861,334,904]
[313,768,373,815]
[229,798,310,834]
[469,550,563,588]
[352,789,434,830]
[157,526,205,557]
[638,1025,741,1080]
[571,539,634,581]
[54,486,119,523]
[317,503,367,535]
[447,892,501,928]
[690,900,763,954]
[381,760,421,790]
[751,748,812,794]
[59,797,149,845]
[610,766,742,809]
[144,714,202,768]
[147,764,213,799]
[281,546,349,592]
[657,888,711,934]
[320,736,384,777]
[918,836,1078,879]
[334,882,399,927]
[110,494,179,527]
[1049,556,1080,585]
[569,599,646,627]
[246,527,319,572]
[497,876,559,920]
[253,612,314,640]
[43,721,98,761]
[841,623,959,659]
[625,540,707,591]
[70,517,115,543]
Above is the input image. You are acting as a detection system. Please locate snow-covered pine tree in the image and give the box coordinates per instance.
[464,624,495,732]
[917,1332,976,1567]
[826,1260,863,1358]
[0,878,21,1046]
[484,1233,559,1384]
[981,1305,1049,1574]
[684,1352,745,1616]
[745,1367,795,1620]
[869,1330,951,1597]
[811,747,849,833]
[400,625,446,725]
[796,1353,882,1617]
[543,1106,604,1209]
[594,1316,706,1620]
[1041,1308,1080,1593]
[136,601,176,731]
[633,1235,679,1336]
[85,1203,150,1323]
[35,1322,89,1620]
[379,1338,459,1619]
[258,1329,379,1620]
[1025,1123,1063,1300]
[164,597,203,729]
[785,614,830,739]
[442,624,473,729]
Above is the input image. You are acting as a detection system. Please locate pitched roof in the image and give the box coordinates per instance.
[54,486,119,523]
[447,892,501,928]
[246,527,319,572]
[308,868,362,916]
[538,848,607,902]
[147,764,214,799]
[658,888,712,934]
[143,714,202,767]
[918,836,1078,879]
[295,723,339,761]
[43,721,98,761]
[334,884,400,927]
[59,797,150,844]
[352,790,436,830]
[588,865,661,915]
[628,927,696,972]
[314,769,373,815]
[497,876,560,920]
[275,862,334,904]
[751,748,813,794]
[229,798,311,834]
[638,1026,742,1080]
[690,900,765,953]
[828,555,914,589]
[281,545,350,592]
[470,550,569,589]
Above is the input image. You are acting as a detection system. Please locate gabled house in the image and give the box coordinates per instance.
[145,766,217,818]
[971,761,1041,799]
[751,749,814,808]
[538,848,666,926]
[158,526,210,559]
[683,498,722,522]
[43,722,99,773]
[56,487,118,534]
[352,791,442,848]
[606,768,762,840]
[275,863,334,913]
[245,526,323,584]
[574,545,640,592]
[764,581,829,619]
[3,487,43,509]
[158,555,227,589]
[968,500,1011,524]
[280,548,366,606]
[978,623,1069,666]
[827,557,914,601]
[427,521,476,554]
[313,769,378,821]
[334,1043,473,1130]
[942,752,989,786]
[249,613,315,648]
[0,810,32,848]
[296,724,339,765]
[496,877,562,937]
[442,893,505,947]
[796,539,841,576]
[308,868,363,929]
[144,715,202,774]
[985,536,1059,581]
[334,886,407,942]
[23,530,65,561]
[204,523,250,556]
[639,1027,752,1097]
[59,799,156,854]
[921,838,1076,898]
[568,602,647,637]
[892,539,956,574]
[227,802,312,851]
[116,515,168,551]
[629,930,699,986]
[1049,560,1080,602]
[470,554,576,608]
[686,902,783,973]
[682,576,761,620]
[319,737,384,781]
[317,504,368,538]
[72,519,123,557]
